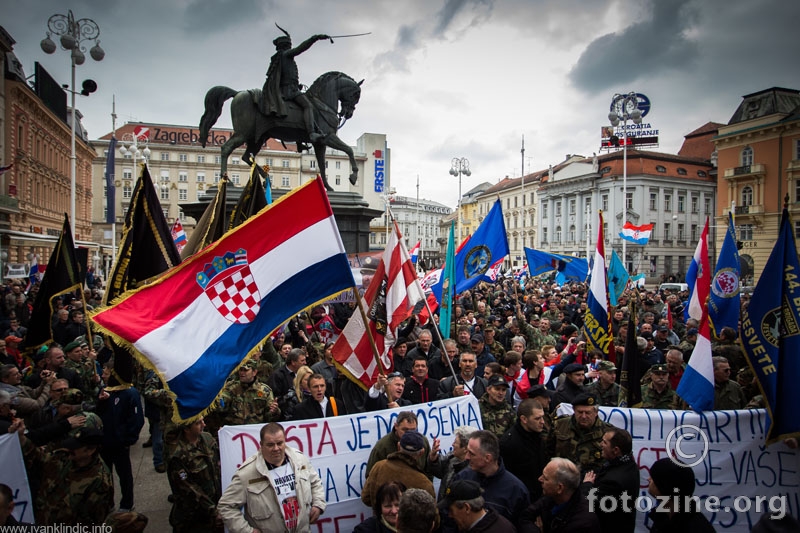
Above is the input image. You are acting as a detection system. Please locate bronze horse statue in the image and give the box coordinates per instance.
[199,71,363,191]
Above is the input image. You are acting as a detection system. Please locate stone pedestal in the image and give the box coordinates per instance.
[180,187,380,254]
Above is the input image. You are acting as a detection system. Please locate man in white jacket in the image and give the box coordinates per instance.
[218,422,326,532]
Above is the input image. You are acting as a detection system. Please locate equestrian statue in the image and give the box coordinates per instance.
[199,25,364,192]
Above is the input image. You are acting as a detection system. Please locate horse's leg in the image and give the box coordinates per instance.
[220,133,245,177]
[312,142,333,192]
[322,134,359,186]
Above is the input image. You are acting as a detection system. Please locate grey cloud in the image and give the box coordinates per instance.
[181,0,269,33]
[569,0,697,92]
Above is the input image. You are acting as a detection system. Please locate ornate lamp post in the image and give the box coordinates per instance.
[41,10,105,238]
[608,92,642,266]
[119,132,151,173]
[449,157,471,241]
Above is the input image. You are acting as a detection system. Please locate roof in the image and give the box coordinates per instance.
[678,122,723,160]
[728,87,800,125]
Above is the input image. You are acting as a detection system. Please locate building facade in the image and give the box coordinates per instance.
[713,87,800,285]
[371,195,451,267]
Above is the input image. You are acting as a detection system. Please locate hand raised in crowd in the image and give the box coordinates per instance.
[453,384,465,397]
[583,470,597,484]
[67,415,87,429]
[268,399,279,415]
[428,437,441,463]
[9,418,24,436]
[375,373,388,391]
[98,390,110,401]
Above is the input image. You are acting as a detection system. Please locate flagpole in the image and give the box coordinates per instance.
[421,292,462,386]
[352,287,386,375]
[110,97,117,276]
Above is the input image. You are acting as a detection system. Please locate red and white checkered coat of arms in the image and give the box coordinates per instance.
[196,248,261,323]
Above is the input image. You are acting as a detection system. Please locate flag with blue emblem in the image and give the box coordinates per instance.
[607,250,629,307]
[708,212,741,338]
[439,223,456,339]
[583,211,613,360]
[740,205,800,444]
[90,178,354,421]
[432,200,508,301]
[523,248,588,285]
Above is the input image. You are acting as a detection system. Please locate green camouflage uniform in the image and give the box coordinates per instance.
[143,371,182,459]
[640,383,679,410]
[478,394,517,438]
[586,381,621,407]
[217,380,280,426]
[714,380,748,410]
[167,431,221,532]
[21,437,114,525]
[548,415,612,475]
[64,356,97,395]
[487,340,506,361]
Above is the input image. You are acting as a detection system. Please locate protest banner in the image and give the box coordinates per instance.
[0,434,34,524]
[219,395,482,531]
[219,401,799,533]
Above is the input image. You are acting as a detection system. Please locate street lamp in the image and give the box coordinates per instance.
[119,132,151,172]
[608,92,642,268]
[449,157,471,241]
[41,10,104,238]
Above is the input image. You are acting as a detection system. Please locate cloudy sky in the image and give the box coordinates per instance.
[5,0,800,208]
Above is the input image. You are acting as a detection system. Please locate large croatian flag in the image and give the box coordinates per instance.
[619,222,653,245]
[583,211,613,360]
[91,178,354,421]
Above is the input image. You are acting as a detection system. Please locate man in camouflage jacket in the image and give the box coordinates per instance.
[548,393,613,475]
[216,360,280,426]
[479,376,517,438]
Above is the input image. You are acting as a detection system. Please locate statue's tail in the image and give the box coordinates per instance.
[199,86,238,147]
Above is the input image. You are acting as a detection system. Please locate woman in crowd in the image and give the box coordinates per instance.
[354,481,406,533]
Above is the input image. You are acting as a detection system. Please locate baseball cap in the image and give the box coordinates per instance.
[53,388,84,407]
[438,479,483,510]
[399,430,425,453]
[470,333,484,343]
[487,375,509,389]
[641,331,654,340]
[686,328,699,337]
[597,360,617,372]
[657,325,670,332]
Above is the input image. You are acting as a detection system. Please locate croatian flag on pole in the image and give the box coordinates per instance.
[171,219,187,254]
[90,178,354,421]
[677,218,714,411]
[583,211,613,360]
[619,222,653,245]
[332,221,425,389]
[409,241,420,264]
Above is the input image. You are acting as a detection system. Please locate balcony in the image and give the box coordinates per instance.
[0,195,20,212]
[723,163,766,180]
[732,204,764,216]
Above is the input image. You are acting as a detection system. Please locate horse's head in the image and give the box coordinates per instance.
[337,77,363,120]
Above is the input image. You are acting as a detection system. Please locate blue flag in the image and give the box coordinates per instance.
[523,248,588,284]
[433,200,508,301]
[439,222,456,339]
[105,136,117,224]
[607,250,629,307]
[583,211,613,360]
[740,207,800,444]
[708,212,740,338]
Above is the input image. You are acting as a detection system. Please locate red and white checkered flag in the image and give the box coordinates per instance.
[332,222,425,389]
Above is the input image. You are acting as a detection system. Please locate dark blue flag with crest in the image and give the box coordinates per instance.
[740,205,800,444]
[709,212,741,337]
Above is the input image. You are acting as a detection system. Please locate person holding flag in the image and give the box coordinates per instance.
[582,211,613,362]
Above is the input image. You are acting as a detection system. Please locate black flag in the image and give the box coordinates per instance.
[180,176,228,259]
[617,295,642,407]
[229,164,267,230]
[25,214,82,353]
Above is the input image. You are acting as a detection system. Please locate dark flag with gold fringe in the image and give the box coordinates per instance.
[25,214,83,353]
[617,295,642,407]
[104,163,181,384]
[180,175,228,259]
[229,163,267,230]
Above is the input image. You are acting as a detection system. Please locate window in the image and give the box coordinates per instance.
[335,176,341,186]
[741,146,753,167]
[103,184,107,198]
[160,152,169,161]
[678,224,685,241]
[282,160,290,168]
[602,195,608,212]
[678,195,685,212]
[214,172,221,183]
[677,168,687,175]
[215,156,221,164]
[555,226,562,242]
[584,197,591,212]
[542,228,548,243]
[163,208,169,220]
[160,170,170,183]
[691,195,699,213]
[796,139,800,161]
[179,154,188,162]
[514,197,518,208]
[178,172,188,182]
[740,224,754,241]
[282,176,290,187]
[160,186,170,200]
[569,198,576,215]
[197,155,205,163]
[742,186,753,206]
[123,184,133,199]
[542,203,548,219]
[568,225,576,242]
[232,157,240,166]
[179,210,186,222]
[664,223,671,240]
[265,158,273,166]
[796,180,800,203]
[650,193,658,210]
[123,169,132,180]
[691,224,698,241]
[196,190,203,201]
[123,152,132,160]
[656,165,666,173]
[335,161,341,169]
[197,173,205,183]
[555,201,562,216]
[626,192,633,210]
[697,170,707,177]
[231,173,240,185]
[603,223,608,241]
[600,166,612,174]
[309,160,316,168]
[664,194,671,211]
[179,188,188,201]
[704,198,712,214]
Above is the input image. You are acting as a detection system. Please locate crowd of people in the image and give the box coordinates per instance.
[1,273,797,532]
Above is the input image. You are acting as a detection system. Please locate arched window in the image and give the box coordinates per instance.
[568,225,576,242]
[555,226,562,242]
[741,186,753,206]
[741,146,753,167]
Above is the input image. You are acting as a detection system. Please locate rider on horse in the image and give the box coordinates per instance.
[261,27,329,143]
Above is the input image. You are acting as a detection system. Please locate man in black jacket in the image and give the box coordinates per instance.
[437,352,487,400]
[403,357,439,405]
[581,427,639,533]
[292,374,346,420]
[365,372,411,411]
[500,399,548,501]
[519,457,601,533]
